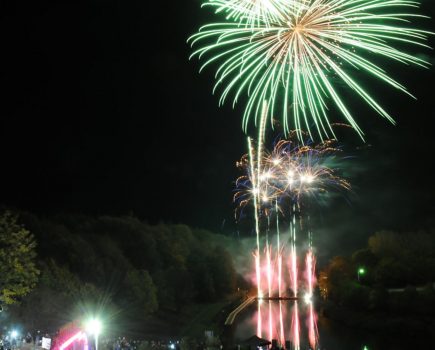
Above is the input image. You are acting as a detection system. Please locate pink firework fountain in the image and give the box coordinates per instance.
[291,301,301,350]
[305,247,319,349]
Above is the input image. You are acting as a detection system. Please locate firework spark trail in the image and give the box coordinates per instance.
[290,245,298,297]
[265,203,275,342]
[254,250,262,299]
[305,248,316,298]
[189,0,432,140]
[290,205,298,297]
[291,301,301,350]
[268,301,273,341]
[308,303,319,350]
[305,218,316,298]
[306,230,318,349]
[257,301,263,337]
[248,137,262,297]
[257,102,267,186]
[277,250,283,297]
[256,104,269,297]
[266,244,273,298]
[279,301,285,346]
[276,200,283,298]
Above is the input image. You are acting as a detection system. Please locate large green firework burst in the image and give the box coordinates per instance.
[189,0,432,140]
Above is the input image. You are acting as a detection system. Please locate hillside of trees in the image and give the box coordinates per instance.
[1,211,243,335]
[319,230,435,335]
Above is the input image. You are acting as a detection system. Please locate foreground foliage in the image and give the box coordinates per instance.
[0,211,39,305]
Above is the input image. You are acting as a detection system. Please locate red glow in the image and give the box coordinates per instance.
[268,301,273,341]
[59,332,87,350]
[279,302,285,346]
[305,249,318,349]
[305,249,317,297]
[254,250,262,298]
[257,302,262,338]
[291,302,300,349]
[266,245,273,298]
[308,304,319,349]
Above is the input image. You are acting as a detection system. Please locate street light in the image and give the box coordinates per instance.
[85,319,102,350]
[11,330,18,339]
[357,267,366,282]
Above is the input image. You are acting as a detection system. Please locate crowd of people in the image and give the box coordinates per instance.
[0,332,223,350]
[0,331,38,350]
[101,337,220,350]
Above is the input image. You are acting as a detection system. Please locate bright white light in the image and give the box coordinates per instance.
[304,293,312,304]
[252,187,259,195]
[262,195,269,203]
[273,159,281,166]
[11,331,18,339]
[287,170,294,177]
[86,319,102,336]
[300,174,314,184]
[170,344,175,350]
[259,171,272,181]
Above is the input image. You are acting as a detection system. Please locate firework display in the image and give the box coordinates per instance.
[235,134,350,214]
[233,131,349,347]
[188,1,431,348]
[189,0,431,139]
[235,134,349,290]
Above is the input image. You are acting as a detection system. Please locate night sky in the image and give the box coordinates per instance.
[1,1,434,254]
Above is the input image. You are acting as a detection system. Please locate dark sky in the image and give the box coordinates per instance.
[1,1,434,252]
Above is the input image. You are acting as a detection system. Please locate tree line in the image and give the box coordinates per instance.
[319,230,435,334]
[0,211,243,333]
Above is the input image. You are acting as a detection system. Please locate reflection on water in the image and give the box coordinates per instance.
[250,242,319,349]
[233,300,431,350]
[238,300,319,349]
